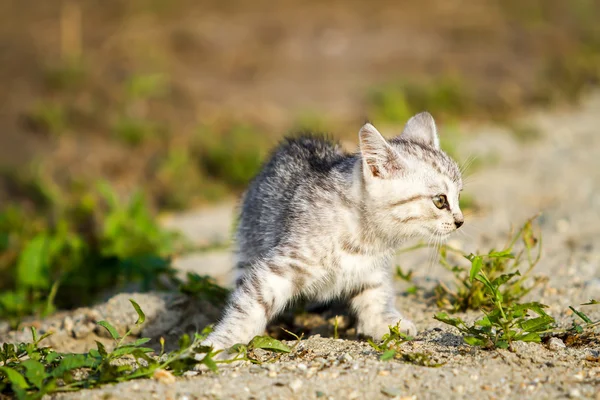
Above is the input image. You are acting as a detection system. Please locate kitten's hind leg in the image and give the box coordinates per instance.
[203,260,295,351]
[349,273,417,340]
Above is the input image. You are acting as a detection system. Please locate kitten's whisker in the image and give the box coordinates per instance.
[461,223,485,233]
[460,154,479,176]
[456,229,474,241]
[461,176,483,186]
[426,233,442,275]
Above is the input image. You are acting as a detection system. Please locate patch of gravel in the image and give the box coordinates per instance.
[4,95,600,399]
[52,334,600,400]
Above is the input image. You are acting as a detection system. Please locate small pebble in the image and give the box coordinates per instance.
[249,365,262,373]
[289,379,303,393]
[547,337,566,351]
[297,363,308,371]
[153,369,176,384]
[569,388,581,398]
[63,317,74,335]
[381,387,402,397]
[316,391,326,398]
[573,372,585,381]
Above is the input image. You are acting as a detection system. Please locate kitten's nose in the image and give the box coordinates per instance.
[454,219,464,229]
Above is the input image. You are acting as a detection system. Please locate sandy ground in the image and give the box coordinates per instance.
[3,95,600,399]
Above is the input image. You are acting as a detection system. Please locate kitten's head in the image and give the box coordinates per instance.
[358,112,463,245]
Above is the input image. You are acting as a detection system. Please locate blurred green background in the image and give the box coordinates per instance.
[1,0,599,326]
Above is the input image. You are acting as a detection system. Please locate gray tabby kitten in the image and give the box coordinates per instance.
[204,112,464,350]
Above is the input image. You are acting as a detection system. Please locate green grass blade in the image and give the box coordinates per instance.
[469,256,483,282]
[569,306,592,324]
[248,336,291,353]
[129,299,146,325]
[97,321,120,340]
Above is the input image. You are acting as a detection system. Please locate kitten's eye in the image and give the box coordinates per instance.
[433,194,448,209]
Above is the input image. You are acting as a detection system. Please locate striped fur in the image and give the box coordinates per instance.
[203,112,464,350]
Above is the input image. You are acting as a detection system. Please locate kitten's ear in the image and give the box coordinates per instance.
[402,112,440,149]
[359,123,403,178]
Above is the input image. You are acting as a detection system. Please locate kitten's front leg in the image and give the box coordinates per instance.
[349,274,417,340]
[203,261,294,350]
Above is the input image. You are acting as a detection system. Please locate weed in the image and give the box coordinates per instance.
[395,215,598,349]
[368,324,442,367]
[395,266,414,282]
[368,323,413,360]
[436,296,600,350]
[333,316,340,339]
[0,299,292,398]
[432,222,599,349]
[0,182,182,327]
[435,215,544,312]
[555,300,600,346]
[434,272,555,349]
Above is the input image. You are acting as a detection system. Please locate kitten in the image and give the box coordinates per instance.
[203,112,464,350]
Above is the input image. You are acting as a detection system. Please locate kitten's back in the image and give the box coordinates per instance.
[236,135,347,263]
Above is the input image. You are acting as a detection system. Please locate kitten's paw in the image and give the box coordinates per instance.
[200,336,230,355]
[357,316,418,340]
[396,319,417,337]
[197,337,248,367]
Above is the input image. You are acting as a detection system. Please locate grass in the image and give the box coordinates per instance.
[434,273,599,350]
[0,300,293,399]
[434,252,555,349]
[394,215,600,350]
[367,324,443,367]
[0,181,183,328]
[434,215,544,313]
